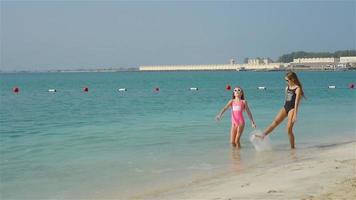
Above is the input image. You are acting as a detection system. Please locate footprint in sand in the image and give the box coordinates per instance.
[301,195,314,200]
[267,189,282,194]
[240,183,250,188]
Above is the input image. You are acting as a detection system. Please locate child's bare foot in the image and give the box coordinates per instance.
[254,134,264,139]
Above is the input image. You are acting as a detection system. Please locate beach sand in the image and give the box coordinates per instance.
[139,141,356,200]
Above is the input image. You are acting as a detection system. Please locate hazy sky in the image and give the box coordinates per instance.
[1,0,355,70]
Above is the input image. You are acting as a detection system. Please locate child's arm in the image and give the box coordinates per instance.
[216,100,232,121]
[292,87,302,123]
[245,101,256,128]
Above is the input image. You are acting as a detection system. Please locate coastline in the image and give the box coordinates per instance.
[138,141,356,200]
[1,68,355,74]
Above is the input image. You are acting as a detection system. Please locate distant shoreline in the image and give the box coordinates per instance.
[1,68,355,74]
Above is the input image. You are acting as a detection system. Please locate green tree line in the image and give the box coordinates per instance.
[277,50,356,63]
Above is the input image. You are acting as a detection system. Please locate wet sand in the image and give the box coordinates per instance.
[141,141,356,200]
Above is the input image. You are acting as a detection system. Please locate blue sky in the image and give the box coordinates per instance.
[1,0,355,70]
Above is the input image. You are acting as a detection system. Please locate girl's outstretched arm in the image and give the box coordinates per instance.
[245,101,256,128]
[216,100,232,121]
[293,87,302,123]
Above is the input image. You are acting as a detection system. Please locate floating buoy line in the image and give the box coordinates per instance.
[9,83,355,94]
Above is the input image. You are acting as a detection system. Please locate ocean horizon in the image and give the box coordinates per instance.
[1,71,355,199]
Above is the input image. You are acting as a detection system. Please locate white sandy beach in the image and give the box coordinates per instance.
[137,141,356,200]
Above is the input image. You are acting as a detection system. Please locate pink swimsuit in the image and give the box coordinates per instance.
[231,100,245,126]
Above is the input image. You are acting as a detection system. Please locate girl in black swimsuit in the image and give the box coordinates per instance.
[284,86,297,113]
[258,71,305,149]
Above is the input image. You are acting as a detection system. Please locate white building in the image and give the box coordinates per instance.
[292,57,339,64]
[263,58,273,64]
[248,58,273,65]
[248,58,262,65]
[339,56,356,63]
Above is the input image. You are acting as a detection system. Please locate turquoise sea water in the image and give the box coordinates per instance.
[0,71,355,199]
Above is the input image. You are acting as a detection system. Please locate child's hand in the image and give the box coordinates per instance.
[215,114,222,121]
[292,114,297,123]
[252,122,256,129]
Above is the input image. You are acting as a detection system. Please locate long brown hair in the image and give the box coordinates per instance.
[232,87,245,100]
[286,71,305,98]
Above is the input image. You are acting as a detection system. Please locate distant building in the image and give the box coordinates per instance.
[339,56,356,63]
[263,58,273,64]
[248,58,261,65]
[339,56,356,68]
[290,57,340,70]
[230,58,236,65]
[292,57,339,64]
[248,58,273,65]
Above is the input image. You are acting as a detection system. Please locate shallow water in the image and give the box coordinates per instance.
[0,71,355,199]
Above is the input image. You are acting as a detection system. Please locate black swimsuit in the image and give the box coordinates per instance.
[284,86,297,113]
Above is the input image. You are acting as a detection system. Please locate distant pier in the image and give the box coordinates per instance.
[139,63,284,71]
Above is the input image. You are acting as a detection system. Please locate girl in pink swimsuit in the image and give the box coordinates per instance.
[216,87,256,148]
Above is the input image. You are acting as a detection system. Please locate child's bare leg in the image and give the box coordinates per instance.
[235,123,245,149]
[262,108,287,136]
[230,126,238,147]
[287,109,296,149]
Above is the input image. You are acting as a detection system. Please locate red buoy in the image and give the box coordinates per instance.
[226,85,231,91]
[349,83,355,89]
[83,87,89,92]
[154,87,160,92]
[12,87,19,93]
